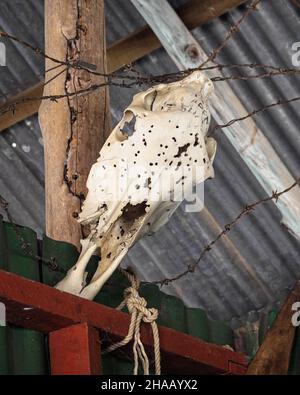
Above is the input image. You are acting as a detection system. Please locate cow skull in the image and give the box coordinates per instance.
[55,70,217,300]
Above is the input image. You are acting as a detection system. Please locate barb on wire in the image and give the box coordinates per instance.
[199,0,262,68]
[146,178,300,286]
[0,31,67,67]
[211,95,300,133]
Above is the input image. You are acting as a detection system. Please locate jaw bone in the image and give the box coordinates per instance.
[55,70,216,300]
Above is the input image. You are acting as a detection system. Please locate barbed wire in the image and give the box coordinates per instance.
[199,0,262,68]
[145,178,300,286]
[0,0,300,289]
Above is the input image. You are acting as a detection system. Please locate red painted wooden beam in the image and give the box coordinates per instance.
[49,323,102,375]
[0,270,247,375]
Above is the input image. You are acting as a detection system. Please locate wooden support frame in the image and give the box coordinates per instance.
[49,323,102,375]
[131,0,300,241]
[0,270,247,375]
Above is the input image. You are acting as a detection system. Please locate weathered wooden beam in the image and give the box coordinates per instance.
[0,83,43,132]
[49,323,102,375]
[131,0,300,241]
[0,270,247,375]
[0,0,245,133]
[38,0,111,249]
[247,281,300,375]
[107,0,246,72]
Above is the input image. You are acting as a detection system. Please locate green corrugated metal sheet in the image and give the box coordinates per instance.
[0,216,236,374]
[0,216,298,374]
[0,216,47,374]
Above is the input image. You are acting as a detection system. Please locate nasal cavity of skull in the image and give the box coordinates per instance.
[121,201,148,222]
[119,111,136,138]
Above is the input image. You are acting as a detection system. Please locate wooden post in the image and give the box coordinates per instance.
[247,281,300,375]
[49,323,102,375]
[0,0,246,134]
[39,0,110,249]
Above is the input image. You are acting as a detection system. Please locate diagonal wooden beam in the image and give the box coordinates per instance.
[131,0,300,241]
[0,0,245,133]
[0,269,247,375]
[247,281,300,375]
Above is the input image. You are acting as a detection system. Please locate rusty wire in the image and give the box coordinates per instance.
[146,178,300,286]
[0,1,300,286]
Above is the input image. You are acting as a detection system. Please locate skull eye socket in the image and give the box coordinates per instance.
[117,110,136,140]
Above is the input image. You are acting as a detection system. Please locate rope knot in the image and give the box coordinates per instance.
[143,307,158,323]
[104,268,161,375]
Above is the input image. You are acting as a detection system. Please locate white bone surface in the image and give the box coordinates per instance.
[55,71,217,300]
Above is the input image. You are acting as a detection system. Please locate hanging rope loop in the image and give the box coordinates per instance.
[103,268,161,375]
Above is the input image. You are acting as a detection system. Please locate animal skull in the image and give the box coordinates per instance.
[55,71,217,300]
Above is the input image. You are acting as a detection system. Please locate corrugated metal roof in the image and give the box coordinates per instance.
[0,0,300,326]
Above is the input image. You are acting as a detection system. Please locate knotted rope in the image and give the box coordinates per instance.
[103,268,161,375]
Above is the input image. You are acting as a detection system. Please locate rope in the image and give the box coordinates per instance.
[103,268,161,375]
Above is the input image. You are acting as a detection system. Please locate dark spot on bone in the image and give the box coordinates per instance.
[194,134,199,147]
[106,252,111,259]
[145,177,151,189]
[174,143,190,158]
[176,176,186,185]
[121,202,148,222]
[120,115,136,137]
[175,161,182,170]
